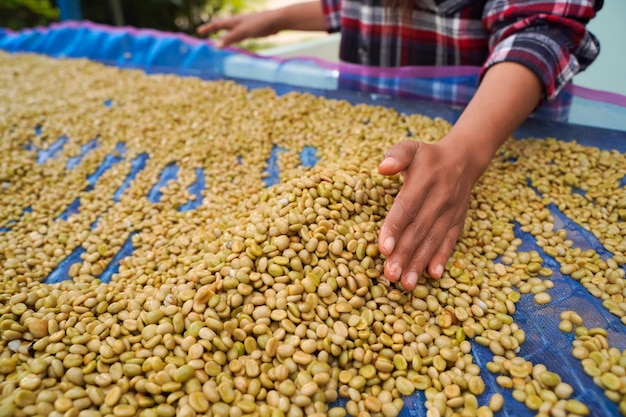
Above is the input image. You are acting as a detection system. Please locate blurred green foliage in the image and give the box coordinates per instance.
[1,0,261,33]
[82,0,261,34]
[0,0,59,30]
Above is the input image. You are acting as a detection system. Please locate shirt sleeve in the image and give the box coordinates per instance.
[320,0,342,33]
[481,0,602,100]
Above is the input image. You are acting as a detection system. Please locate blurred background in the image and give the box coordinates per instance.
[1,0,624,96]
[0,0,261,35]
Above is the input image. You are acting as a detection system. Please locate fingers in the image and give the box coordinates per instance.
[383,186,465,290]
[388,217,463,291]
[379,193,423,259]
[197,17,245,48]
[216,27,249,48]
[378,141,424,258]
[378,146,431,258]
[427,228,461,279]
[196,18,238,37]
[401,232,457,289]
[383,195,442,285]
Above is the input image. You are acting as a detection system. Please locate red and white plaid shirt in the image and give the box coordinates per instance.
[321,0,602,100]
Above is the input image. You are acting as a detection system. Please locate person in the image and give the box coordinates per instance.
[197,0,603,291]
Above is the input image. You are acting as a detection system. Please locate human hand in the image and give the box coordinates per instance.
[197,10,280,48]
[375,63,541,292]
[378,139,480,290]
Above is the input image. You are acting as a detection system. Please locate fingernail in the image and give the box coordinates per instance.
[404,272,418,290]
[379,156,397,169]
[433,264,443,279]
[386,261,402,282]
[215,39,224,49]
[382,237,395,254]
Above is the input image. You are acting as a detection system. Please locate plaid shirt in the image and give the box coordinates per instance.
[321,0,602,100]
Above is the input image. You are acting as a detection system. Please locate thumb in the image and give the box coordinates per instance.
[378,140,420,176]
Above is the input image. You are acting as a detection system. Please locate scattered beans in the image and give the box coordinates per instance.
[559,315,626,414]
[0,51,618,417]
[534,292,552,305]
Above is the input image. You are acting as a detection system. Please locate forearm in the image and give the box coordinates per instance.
[273,1,326,32]
[441,61,543,177]
[197,1,325,45]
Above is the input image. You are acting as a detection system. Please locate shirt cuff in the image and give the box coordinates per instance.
[320,0,341,33]
[482,31,580,101]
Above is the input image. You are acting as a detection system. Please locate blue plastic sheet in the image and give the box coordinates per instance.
[2,22,625,131]
[2,21,626,417]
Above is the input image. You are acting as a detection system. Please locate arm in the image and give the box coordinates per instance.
[378,0,602,290]
[378,62,541,290]
[446,62,542,170]
[197,1,326,48]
